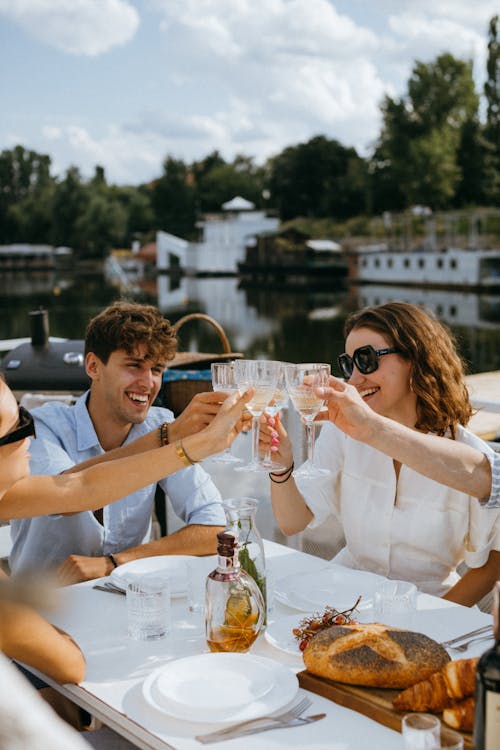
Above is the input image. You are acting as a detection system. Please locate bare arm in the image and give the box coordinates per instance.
[60,391,231,476]
[0,601,85,684]
[319,378,492,500]
[262,414,314,536]
[442,550,500,607]
[56,524,225,585]
[0,390,251,519]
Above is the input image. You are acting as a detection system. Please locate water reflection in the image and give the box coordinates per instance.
[2,270,500,374]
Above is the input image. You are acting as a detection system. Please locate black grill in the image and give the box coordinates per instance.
[2,340,88,392]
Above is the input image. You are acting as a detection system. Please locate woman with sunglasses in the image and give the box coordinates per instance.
[0,374,251,749]
[265,302,500,606]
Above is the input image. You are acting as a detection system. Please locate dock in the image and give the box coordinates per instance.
[466,370,500,442]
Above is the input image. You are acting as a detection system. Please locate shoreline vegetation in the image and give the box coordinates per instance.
[0,16,498,261]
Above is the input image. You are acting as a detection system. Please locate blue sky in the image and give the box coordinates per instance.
[0,0,497,185]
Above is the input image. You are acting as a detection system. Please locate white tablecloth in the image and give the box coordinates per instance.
[38,541,492,750]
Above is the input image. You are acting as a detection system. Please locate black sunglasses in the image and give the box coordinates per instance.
[0,406,36,447]
[337,345,400,380]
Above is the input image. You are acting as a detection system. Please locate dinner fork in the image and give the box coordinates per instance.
[195,696,312,743]
[439,624,493,648]
[447,633,494,653]
[104,580,126,593]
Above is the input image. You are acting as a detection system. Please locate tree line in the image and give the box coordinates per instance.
[0,16,498,259]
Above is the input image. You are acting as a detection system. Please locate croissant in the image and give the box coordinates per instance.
[393,657,477,712]
[442,696,475,732]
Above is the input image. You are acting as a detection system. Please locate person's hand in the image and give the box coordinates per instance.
[169,391,228,441]
[259,413,293,470]
[202,388,254,453]
[315,376,379,440]
[56,554,113,586]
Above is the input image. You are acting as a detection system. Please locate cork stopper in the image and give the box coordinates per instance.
[217,531,237,557]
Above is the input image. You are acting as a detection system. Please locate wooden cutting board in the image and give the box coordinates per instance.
[298,670,473,749]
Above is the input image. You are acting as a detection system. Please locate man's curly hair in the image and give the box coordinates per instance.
[85,302,177,364]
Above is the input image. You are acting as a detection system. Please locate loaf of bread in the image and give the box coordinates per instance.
[302,622,450,689]
[443,696,475,732]
[393,658,478,712]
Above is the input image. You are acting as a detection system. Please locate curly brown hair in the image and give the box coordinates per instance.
[344,302,472,437]
[85,302,177,364]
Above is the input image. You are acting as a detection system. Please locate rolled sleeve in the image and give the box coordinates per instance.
[463,498,500,568]
[160,465,225,526]
[482,451,500,509]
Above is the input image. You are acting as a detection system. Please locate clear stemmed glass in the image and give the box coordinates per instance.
[285,362,331,479]
[233,359,280,472]
[261,362,289,471]
[210,362,243,464]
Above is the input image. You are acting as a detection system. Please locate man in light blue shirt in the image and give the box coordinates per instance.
[9,302,226,583]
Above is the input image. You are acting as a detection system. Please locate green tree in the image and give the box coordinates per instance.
[0,145,54,242]
[75,192,128,258]
[483,15,500,204]
[150,156,197,239]
[455,117,487,206]
[114,185,154,245]
[371,54,479,210]
[51,167,90,252]
[269,135,367,221]
[195,155,265,212]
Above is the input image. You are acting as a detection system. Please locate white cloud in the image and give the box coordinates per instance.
[0,0,139,56]
[3,0,498,184]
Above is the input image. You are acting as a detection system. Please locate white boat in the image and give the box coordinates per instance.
[348,245,500,290]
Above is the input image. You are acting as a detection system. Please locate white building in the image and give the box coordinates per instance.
[157,197,279,275]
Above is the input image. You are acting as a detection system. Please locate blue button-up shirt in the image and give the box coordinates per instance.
[9,392,225,574]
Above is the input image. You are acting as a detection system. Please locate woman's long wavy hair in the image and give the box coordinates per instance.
[344,302,472,437]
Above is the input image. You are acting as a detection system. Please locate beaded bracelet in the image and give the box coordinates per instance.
[175,439,198,466]
[269,462,294,484]
[107,553,118,568]
[158,422,169,447]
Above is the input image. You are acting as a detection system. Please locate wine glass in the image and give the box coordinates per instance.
[233,359,280,472]
[261,362,289,471]
[285,362,331,479]
[210,362,243,464]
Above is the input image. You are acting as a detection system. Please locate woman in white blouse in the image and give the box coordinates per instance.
[267,302,500,606]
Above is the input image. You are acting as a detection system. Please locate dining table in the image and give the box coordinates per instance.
[28,540,493,750]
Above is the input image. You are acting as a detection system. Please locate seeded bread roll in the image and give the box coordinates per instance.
[303,622,450,689]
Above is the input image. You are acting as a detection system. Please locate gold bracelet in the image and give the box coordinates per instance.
[175,439,197,466]
[158,422,169,447]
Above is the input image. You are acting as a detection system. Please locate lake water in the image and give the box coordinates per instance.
[2,268,500,375]
[2,267,500,560]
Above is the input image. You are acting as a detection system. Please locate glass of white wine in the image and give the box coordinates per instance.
[285,362,331,479]
[210,362,243,464]
[261,362,289,471]
[233,359,280,472]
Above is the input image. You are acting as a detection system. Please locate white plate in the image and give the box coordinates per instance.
[275,564,386,612]
[142,653,299,723]
[109,555,192,597]
[265,614,305,657]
